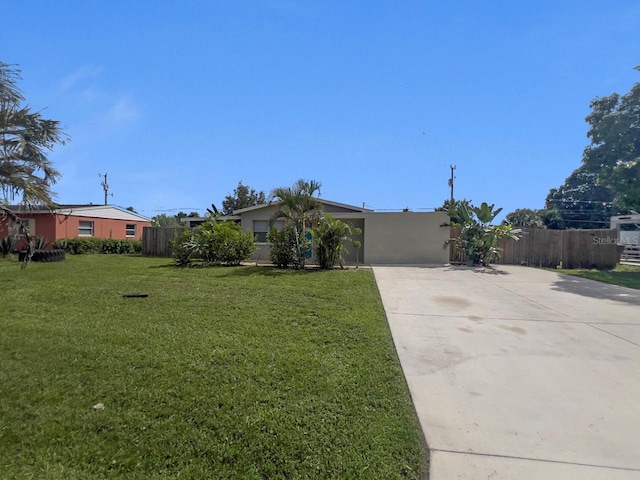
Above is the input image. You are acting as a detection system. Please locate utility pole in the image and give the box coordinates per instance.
[448,165,456,203]
[99,173,110,205]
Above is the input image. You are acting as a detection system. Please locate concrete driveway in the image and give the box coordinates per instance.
[373,265,640,479]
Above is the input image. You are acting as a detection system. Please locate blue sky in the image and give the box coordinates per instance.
[2,1,639,219]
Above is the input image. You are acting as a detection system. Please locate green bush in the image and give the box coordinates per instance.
[169,221,255,267]
[194,221,256,266]
[101,238,142,254]
[168,229,197,266]
[310,215,351,269]
[204,221,256,266]
[54,238,101,254]
[267,225,299,268]
[53,238,142,255]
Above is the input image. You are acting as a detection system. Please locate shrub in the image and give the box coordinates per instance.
[267,226,299,268]
[194,221,256,266]
[53,238,142,255]
[168,229,196,266]
[447,202,521,266]
[205,221,255,266]
[101,238,142,254]
[169,221,255,267]
[54,238,101,254]
[310,215,352,270]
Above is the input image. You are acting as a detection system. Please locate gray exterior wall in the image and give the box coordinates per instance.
[357,211,450,264]
[236,204,280,262]
[234,204,449,265]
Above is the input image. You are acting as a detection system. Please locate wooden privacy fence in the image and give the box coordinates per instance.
[450,227,623,269]
[142,227,184,257]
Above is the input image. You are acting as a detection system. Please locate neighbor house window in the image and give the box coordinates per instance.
[126,224,137,237]
[253,220,284,243]
[78,221,94,236]
[18,218,34,235]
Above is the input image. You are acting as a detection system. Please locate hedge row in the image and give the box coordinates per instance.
[53,238,142,254]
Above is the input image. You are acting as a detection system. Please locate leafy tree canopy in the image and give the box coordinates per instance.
[583,68,640,212]
[151,213,194,227]
[270,179,322,225]
[222,181,266,215]
[269,179,323,269]
[545,67,639,228]
[151,213,180,227]
[504,208,544,228]
[437,198,474,225]
[543,167,616,229]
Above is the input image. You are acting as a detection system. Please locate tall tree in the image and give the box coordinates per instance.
[0,62,68,207]
[1,62,68,267]
[222,181,266,215]
[543,167,616,229]
[582,68,640,212]
[545,67,639,228]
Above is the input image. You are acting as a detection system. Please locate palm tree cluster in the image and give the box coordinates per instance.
[269,179,323,268]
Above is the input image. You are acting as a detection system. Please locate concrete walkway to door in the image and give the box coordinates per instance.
[373,265,640,479]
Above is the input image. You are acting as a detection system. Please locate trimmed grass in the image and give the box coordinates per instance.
[0,255,424,479]
[556,264,640,290]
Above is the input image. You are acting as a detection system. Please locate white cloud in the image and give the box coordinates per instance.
[106,95,141,126]
[79,87,102,103]
[59,66,102,92]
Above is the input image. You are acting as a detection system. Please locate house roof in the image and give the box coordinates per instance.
[232,198,373,215]
[6,204,151,222]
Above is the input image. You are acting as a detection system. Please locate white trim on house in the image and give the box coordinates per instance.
[180,215,241,228]
[611,213,640,228]
[232,198,372,215]
[611,213,640,247]
[5,204,151,222]
[56,205,151,221]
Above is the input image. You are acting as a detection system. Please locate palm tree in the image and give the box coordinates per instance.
[309,214,352,269]
[1,62,67,207]
[270,179,323,268]
[1,62,68,267]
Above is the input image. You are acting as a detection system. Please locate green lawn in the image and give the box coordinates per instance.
[556,263,640,289]
[0,255,425,479]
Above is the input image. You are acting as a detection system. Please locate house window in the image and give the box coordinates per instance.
[126,224,137,237]
[78,221,94,236]
[18,218,34,235]
[253,220,284,243]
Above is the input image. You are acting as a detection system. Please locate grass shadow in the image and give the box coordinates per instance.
[216,265,296,277]
[551,274,640,306]
[445,264,511,275]
[146,261,333,277]
[147,262,176,269]
[217,265,344,277]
